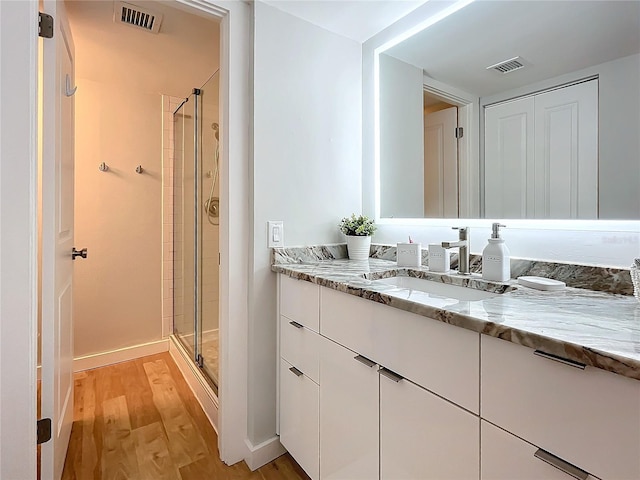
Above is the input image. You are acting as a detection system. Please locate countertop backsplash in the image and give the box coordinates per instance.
[272,243,633,296]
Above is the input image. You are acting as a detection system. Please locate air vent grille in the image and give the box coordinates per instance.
[115,2,163,34]
[486,56,525,74]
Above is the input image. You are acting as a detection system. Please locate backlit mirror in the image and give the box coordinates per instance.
[378,0,640,220]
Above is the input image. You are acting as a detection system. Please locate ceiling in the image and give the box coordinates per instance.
[261,0,427,42]
[384,0,640,97]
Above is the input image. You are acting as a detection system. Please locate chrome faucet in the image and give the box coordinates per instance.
[442,227,470,275]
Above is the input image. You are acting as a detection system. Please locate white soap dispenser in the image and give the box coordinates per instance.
[482,223,510,282]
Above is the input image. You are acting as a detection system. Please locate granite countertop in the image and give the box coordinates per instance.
[272,257,640,381]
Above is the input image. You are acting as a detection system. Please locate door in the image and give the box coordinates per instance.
[484,96,535,218]
[380,372,479,479]
[484,80,598,219]
[41,1,76,478]
[319,338,378,480]
[424,106,458,217]
[533,80,598,219]
[279,358,319,480]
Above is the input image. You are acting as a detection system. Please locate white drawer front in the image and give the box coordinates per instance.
[320,286,376,356]
[280,274,319,332]
[482,420,600,480]
[280,314,320,384]
[280,358,319,480]
[372,302,480,414]
[321,287,480,413]
[481,335,640,480]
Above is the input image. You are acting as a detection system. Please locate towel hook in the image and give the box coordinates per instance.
[99,162,109,172]
[135,165,144,174]
[65,74,77,97]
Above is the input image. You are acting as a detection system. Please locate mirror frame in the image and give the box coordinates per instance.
[368,0,640,233]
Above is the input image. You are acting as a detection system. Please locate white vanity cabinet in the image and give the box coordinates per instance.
[482,335,640,480]
[319,337,379,480]
[278,273,639,480]
[279,275,320,479]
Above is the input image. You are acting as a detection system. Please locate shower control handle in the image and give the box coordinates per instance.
[72,247,87,260]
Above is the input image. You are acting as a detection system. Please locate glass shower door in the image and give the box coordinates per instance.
[197,72,220,388]
[173,95,197,359]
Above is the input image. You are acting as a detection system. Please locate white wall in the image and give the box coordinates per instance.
[481,53,640,220]
[73,79,163,357]
[251,1,362,445]
[379,53,424,218]
[363,2,640,268]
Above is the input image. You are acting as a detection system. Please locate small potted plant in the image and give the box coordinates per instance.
[338,214,376,260]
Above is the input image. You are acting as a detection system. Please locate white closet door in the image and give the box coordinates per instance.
[484,97,535,218]
[484,80,598,219]
[424,106,458,217]
[534,80,598,219]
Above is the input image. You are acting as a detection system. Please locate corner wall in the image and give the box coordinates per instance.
[250,1,362,445]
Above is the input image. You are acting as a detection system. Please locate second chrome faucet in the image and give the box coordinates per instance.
[441,227,470,275]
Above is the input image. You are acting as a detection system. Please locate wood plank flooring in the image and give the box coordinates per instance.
[61,352,310,480]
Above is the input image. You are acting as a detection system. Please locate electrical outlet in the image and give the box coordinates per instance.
[267,221,284,248]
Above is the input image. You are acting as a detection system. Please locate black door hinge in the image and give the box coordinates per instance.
[39,12,54,38]
[37,418,52,445]
[454,127,464,139]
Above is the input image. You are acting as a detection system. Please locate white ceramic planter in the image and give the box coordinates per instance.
[346,235,371,261]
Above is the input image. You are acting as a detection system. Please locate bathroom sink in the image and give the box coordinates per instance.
[372,276,500,301]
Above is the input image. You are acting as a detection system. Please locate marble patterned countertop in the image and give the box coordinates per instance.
[272,255,640,381]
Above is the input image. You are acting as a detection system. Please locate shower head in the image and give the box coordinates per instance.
[212,122,219,141]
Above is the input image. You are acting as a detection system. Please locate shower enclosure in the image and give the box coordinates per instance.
[173,71,220,393]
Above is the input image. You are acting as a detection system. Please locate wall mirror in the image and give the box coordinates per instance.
[377,0,640,220]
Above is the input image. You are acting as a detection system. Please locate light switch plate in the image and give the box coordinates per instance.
[267,221,284,248]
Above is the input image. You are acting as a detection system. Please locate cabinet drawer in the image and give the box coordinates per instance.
[280,358,319,480]
[320,286,376,355]
[321,287,479,413]
[482,420,600,480]
[481,335,640,480]
[280,274,319,332]
[280,314,320,384]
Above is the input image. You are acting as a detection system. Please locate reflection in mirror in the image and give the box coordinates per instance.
[378,0,640,220]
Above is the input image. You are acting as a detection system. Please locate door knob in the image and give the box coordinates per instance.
[72,247,87,260]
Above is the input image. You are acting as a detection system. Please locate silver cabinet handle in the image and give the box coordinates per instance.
[379,367,403,383]
[288,321,303,329]
[289,366,303,377]
[354,355,376,368]
[534,449,589,480]
[534,350,586,370]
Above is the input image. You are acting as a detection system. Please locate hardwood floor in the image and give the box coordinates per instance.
[61,352,310,480]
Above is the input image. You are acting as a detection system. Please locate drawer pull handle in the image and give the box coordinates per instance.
[379,367,403,383]
[533,350,586,370]
[289,366,303,377]
[288,321,304,329]
[354,355,376,368]
[533,448,589,480]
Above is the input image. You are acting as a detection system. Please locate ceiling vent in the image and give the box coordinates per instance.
[114,2,163,34]
[486,56,526,74]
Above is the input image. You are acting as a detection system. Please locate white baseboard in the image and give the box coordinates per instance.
[73,339,169,372]
[169,335,219,433]
[244,436,286,471]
